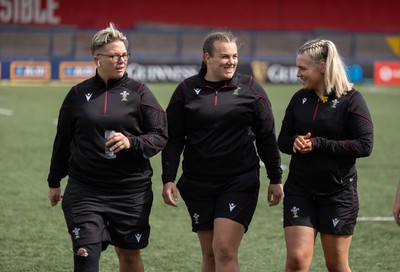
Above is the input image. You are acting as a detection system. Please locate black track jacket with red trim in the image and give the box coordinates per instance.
[47,72,168,191]
[278,88,373,195]
[161,68,282,185]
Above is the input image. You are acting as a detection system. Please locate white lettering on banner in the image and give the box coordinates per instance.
[0,0,60,24]
[0,0,11,21]
[24,65,46,76]
[379,65,400,82]
[127,63,198,82]
[71,67,95,77]
[267,64,299,83]
[379,66,392,82]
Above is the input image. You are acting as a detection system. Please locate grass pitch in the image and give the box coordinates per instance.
[0,82,399,271]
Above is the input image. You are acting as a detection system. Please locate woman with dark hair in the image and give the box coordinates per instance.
[161,30,283,272]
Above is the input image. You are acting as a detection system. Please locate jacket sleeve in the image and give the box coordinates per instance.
[251,79,283,184]
[127,84,168,159]
[311,90,373,157]
[47,87,75,188]
[161,84,186,184]
[277,95,297,155]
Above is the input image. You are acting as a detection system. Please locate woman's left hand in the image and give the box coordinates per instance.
[106,132,131,153]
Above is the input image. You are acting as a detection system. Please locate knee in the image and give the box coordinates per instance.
[325,260,350,272]
[115,248,141,264]
[74,244,101,259]
[74,243,102,258]
[213,243,237,263]
[73,244,102,271]
[286,251,312,271]
[202,249,215,263]
[286,259,308,271]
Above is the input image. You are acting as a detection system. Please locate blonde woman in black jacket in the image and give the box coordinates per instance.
[278,39,373,272]
[47,23,167,272]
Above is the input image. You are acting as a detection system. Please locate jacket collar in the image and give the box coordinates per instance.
[94,70,128,89]
[198,67,238,89]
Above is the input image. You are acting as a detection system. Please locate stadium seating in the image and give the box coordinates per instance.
[0,25,397,66]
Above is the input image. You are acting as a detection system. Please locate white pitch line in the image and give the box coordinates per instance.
[260,163,394,223]
[0,107,13,116]
[357,217,393,222]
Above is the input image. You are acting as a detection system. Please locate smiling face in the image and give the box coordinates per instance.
[204,41,238,82]
[94,40,128,83]
[296,53,326,95]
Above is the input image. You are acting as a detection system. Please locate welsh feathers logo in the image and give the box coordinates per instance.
[193,213,200,224]
[120,91,130,101]
[232,87,241,95]
[72,227,81,240]
[291,206,300,219]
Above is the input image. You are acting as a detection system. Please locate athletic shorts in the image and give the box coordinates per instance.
[283,180,359,235]
[62,179,153,250]
[177,169,260,233]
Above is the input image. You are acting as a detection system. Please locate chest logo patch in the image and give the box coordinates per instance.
[302,98,307,104]
[194,88,201,95]
[120,91,130,101]
[232,87,241,95]
[85,93,92,102]
[331,99,339,108]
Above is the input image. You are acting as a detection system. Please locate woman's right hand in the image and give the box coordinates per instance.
[162,182,178,207]
[293,132,312,154]
[48,187,63,207]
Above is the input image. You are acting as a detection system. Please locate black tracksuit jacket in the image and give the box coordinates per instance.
[161,68,282,185]
[278,88,373,195]
[47,72,168,191]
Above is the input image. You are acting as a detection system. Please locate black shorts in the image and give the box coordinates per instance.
[283,180,359,235]
[177,169,260,233]
[62,179,153,250]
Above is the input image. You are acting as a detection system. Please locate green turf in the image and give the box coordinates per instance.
[0,82,399,271]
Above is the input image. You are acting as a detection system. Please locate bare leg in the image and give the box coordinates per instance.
[284,226,317,272]
[321,234,352,272]
[213,218,244,272]
[198,230,216,272]
[114,247,144,272]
